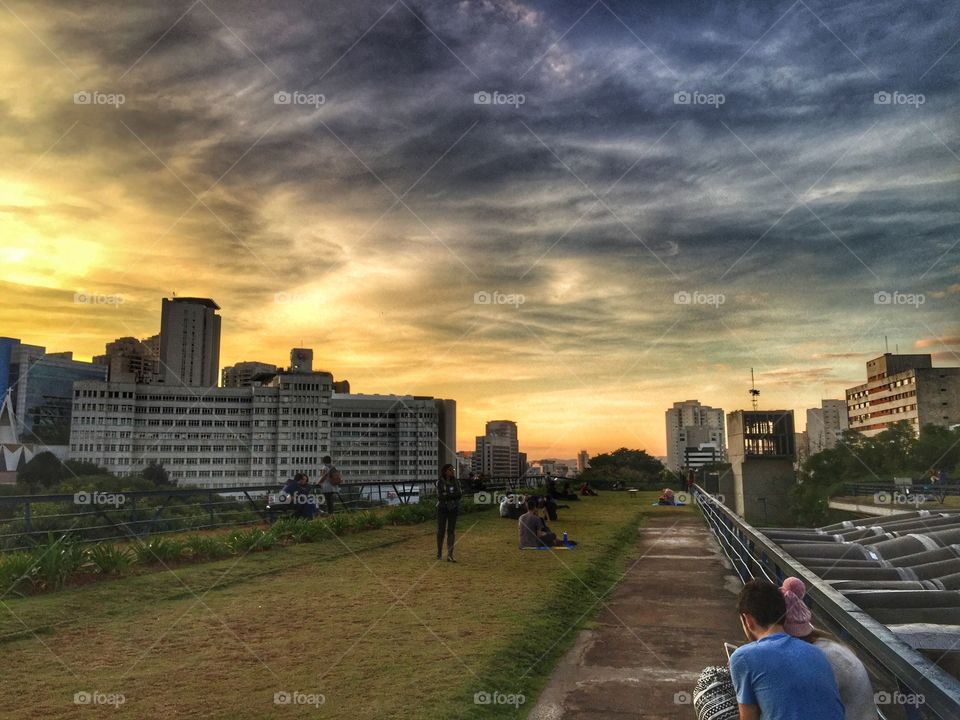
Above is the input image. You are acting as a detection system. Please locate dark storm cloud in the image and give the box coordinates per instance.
[8,0,959,382]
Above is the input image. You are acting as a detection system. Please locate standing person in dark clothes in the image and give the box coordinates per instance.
[435,463,462,562]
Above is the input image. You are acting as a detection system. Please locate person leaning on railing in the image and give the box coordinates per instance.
[780,577,878,720]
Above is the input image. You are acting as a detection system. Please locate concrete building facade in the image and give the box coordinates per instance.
[70,370,333,488]
[727,410,796,525]
[158,297,221,387]
[846,354,960,437]
[473,420,520,477]
[329,394,455,482]
[94,336,161,384]
[665,400,726,472]
[806,399,849,455]
[221,361,281,388]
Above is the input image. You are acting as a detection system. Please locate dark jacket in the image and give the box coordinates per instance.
[436,477,463,512]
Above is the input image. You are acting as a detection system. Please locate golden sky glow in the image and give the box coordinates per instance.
[2,2,959,457]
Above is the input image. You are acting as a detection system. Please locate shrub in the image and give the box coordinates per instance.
[86,544,133,575]
[31,535,85,590]
[0,552,36,596]
[133,537,187,565]
[224,528,272,554]
[184,535,231,561]
[326,514,349,536]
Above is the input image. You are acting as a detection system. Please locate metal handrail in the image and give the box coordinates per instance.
[0,476,544,550]
[694,484,960,720]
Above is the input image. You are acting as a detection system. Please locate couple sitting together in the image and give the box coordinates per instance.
[518,497,576,548]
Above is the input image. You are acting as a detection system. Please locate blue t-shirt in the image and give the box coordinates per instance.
[730,632,844,720]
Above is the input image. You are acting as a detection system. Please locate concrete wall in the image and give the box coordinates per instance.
[733,457,796,525]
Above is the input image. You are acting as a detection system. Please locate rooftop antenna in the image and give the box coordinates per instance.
[749,367,760,411]
[885,335,889,352]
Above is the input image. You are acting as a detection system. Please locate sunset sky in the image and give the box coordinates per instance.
[1,0,958,458]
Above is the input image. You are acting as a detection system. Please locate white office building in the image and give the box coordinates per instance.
[69,370,333,488]
[806,400,849,455]
[665,400,726,472]
[330,394,455,481]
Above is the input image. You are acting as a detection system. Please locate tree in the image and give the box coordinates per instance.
[581,448,664,486]
[142,462,171,486]
[17,452,67,492]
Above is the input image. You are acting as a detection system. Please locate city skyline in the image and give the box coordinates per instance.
[3,1,959,458]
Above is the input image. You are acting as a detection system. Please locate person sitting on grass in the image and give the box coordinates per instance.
[579,481,598,496]
[518,498,576,548]
[657,488,677,506]
[499,493,523,520]
[519,497,555,548]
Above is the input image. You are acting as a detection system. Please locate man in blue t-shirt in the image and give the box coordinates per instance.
[729,579,843,720]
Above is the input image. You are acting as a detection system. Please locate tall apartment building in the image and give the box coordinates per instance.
[94,336,161,384]
[665,400,726,472]
[0,337,106,444]
[846,354,960,437]
[158,297,221,387]
[221,361,280,388]
[577,450,590,474]
[806,399,849,455]
[473,420,520,477]
[329,394,455,481]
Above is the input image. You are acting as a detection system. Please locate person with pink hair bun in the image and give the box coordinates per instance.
[780,577,879,720]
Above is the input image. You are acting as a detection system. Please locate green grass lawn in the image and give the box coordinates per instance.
[0,491,677,719]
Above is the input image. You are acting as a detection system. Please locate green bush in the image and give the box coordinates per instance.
[133,537,187,565]
[224,528,273,554]
[349,510,385,531]
[31,535,85,590]
[86,544,133,575]
[326,514,349,535]
[184,535,232,561]
[0,552,36,596]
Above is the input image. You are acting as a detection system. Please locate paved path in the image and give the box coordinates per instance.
[529,512,744,720]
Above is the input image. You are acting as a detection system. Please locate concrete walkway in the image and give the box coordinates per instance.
[529,512,744,720]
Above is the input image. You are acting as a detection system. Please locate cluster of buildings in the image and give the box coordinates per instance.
[2,297,459,489]
[665,352,960,476]
[452,419,588,480]
[664,352,960,525]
